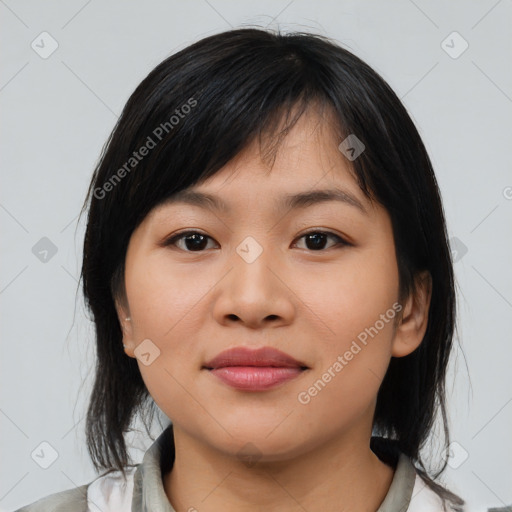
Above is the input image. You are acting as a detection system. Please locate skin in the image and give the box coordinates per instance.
[116,107,432,512]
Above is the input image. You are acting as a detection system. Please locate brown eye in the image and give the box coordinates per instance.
[294,231,347,251]
[165,231,217,252]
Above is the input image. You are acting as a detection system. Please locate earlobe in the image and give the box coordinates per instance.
[121,317,136,357]
[115,299,136,357]
[391,270,432,358]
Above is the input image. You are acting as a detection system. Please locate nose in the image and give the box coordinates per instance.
[212,243,295,329]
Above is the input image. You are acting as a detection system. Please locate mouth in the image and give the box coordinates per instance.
[203,346,309,391]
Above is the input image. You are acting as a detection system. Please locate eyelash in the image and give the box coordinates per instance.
[163,229,349,252]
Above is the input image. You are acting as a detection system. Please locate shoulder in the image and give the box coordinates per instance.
[13,483,89,512]
[13,467,138,512]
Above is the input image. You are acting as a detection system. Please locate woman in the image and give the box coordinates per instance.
[16,26,480,512]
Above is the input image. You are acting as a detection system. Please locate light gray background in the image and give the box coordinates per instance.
[1,1,511,511]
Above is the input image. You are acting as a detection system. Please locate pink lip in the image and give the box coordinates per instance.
[203,346,308,391]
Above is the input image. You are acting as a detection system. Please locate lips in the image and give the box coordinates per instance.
[203,346,309,391]
[203,346,308,370]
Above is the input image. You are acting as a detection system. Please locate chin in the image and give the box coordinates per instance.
[205,421,312,462]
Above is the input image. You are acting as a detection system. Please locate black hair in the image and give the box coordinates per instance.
[79,26,463,510]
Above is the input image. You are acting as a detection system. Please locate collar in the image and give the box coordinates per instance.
[130,425,418,511]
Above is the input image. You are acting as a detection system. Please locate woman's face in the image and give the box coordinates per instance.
[118,109,427,461]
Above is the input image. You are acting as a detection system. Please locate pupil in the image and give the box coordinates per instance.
[306,233,326,250]
[186,234,207,251]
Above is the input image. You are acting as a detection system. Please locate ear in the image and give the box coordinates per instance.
[114,297,136,358]
[391,270,432,358]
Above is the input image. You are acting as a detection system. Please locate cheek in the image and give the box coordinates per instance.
[293,247,399,409]
[124,254,215,416]
[303,246,400,347]
[126,253,207,338]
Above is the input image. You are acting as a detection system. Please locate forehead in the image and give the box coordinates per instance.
[156,108,372,217]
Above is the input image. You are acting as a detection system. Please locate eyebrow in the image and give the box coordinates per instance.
[163,187,367,214]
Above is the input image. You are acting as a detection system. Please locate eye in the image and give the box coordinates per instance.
[164,229,348,253]
[164,231,218,252]
[293,230,348,251]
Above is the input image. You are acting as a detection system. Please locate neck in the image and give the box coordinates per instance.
[163,424,395,512]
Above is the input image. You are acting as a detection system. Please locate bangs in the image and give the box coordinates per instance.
[89,30,393,283]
